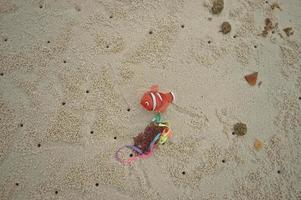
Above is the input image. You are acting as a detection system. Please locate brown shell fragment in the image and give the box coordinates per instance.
[260,18,276,37]
[221,22,231,34]
[283,27,294,37]
[212,0,224,14]
[244,72,258,86]
[254,139,263,151]
[271,3,281,10]
[233,122,247,136]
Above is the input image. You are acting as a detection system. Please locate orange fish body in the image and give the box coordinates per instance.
[140,85,175,113]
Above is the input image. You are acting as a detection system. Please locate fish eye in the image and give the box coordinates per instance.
[145,101,149,106]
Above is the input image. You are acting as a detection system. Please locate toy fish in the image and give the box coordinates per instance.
[140,85,175,112]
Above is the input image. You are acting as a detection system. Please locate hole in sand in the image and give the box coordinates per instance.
[95,183,99,187]
[47,40,50,43]
[0,73,3,76]
[114,136,117,140]
[86,90,89,93]
[75,6,81,12]
[182,171,186,175]
[106,45,109,48]
[299,97,301,100]
[55,191,58,194]
[277,170,281,174]
[208,40,211,44]
[90,131,94,134]
[63,60,67,63]
[127,108,131,112]
[4,38,8,42]
[19,123,24,127]
[15,183,19,186]
[233,35,237,38]
[39,5,43,8]
[265,1,268,4]
[222,159,225,163]
[181,24,185,28]
[110,15,113,19]
[254,45,257,48]
[37,144,41,147]
[232,132,235,135]
[149,30,153,35]
[62,102,66,106]
[129,153,133,157]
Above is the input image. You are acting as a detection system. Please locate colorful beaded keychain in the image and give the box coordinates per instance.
[115,113,173,165]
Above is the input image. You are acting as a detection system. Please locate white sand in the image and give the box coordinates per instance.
[0,0,300,199]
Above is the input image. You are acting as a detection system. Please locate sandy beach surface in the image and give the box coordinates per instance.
[1,0,300,199]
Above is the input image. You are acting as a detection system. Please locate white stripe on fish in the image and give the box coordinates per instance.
[156,92,163,102]
[170,92,175,102]
[150,92,156,111]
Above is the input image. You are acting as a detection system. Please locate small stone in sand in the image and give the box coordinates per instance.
[244,72,258,86]
[221,22,231,34]
[283,27,294,37]
[254,139,263,151]
[212,0,224,14]
[233,122,247,136]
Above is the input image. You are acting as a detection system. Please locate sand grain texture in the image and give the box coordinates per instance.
[0,0,301,199]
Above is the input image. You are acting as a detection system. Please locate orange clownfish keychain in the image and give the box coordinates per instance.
[140,85,175,113]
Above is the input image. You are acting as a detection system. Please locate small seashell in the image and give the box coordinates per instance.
[244,72,258,86]
[221,22,231,34]
[212,0,224,14]
[233,122,247,136]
